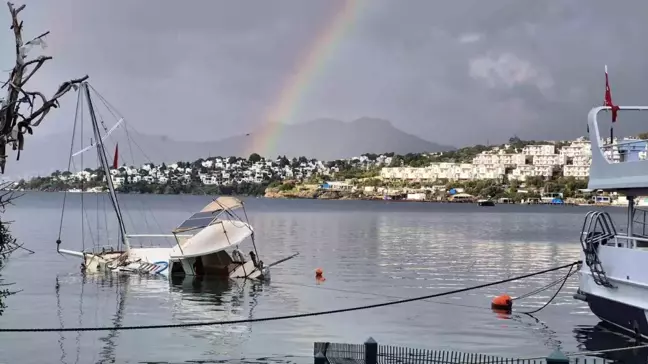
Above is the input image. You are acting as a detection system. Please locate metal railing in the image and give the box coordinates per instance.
[314,339,610,364]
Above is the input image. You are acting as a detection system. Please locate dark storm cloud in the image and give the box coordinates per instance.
[2,0,648,147]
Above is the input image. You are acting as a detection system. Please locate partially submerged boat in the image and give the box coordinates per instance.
[56,82,295,280]
[166,196,268,279]
[574,104,648,338]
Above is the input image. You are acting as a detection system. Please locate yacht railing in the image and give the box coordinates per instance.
[124,234,193,248]
[599,138,648,163]
[613,234,648,249]
[84,245,121,255]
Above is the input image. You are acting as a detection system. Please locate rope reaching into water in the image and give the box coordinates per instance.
[0,261,580,333]
[517,264,576,315]
[513,268,578,301]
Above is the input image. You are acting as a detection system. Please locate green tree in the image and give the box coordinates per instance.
[278,156,290,168]
[248,153,262,163]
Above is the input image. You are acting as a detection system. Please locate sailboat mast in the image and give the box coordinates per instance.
[82,83,130,252]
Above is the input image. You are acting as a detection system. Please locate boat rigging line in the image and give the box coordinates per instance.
[56,87,83,251]
[0,261,580,333]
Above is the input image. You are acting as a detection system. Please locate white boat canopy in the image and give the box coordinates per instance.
[172,197,245,234]
[201,196,244,212]
[170,219,253,259]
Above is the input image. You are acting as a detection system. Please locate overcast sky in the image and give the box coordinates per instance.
[2,0,648,148]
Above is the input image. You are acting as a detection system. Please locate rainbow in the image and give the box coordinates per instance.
[245,0,363,157]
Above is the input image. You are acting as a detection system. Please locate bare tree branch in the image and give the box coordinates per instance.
[0,2,89,173]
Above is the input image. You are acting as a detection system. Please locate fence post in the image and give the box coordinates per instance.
[365,337,378,364]
[546,349,569,364]
[314,351,326,364]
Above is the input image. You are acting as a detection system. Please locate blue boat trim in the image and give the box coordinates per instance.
[586,293,648,338]
[151,261,169,274]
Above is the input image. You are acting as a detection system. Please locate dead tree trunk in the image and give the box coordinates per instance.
[0,2,85,314]
[0,2,88,174]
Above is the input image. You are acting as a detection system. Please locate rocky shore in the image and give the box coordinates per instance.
[264,187,369,200]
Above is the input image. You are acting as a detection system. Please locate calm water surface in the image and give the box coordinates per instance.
[0,193,641,363]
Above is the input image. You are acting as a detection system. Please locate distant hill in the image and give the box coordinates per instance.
[3,117,454,179]
[245,117,454,160]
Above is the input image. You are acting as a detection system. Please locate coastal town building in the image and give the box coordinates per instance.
[41,136,648,189]
[381,136,615,182]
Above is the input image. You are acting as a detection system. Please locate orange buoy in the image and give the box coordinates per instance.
[491,294,512,312]
[315,268,326,283]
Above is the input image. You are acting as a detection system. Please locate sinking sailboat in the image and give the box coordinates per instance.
[55,82,295,280]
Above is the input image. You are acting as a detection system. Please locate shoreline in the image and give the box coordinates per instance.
[14,188,629,207]
[261,187,625,206]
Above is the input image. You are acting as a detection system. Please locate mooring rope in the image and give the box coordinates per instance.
[518,264,577,315]
[276,264,579,315]
[0,261,579,333]
[513,268,579,302]
[274,281,491,311]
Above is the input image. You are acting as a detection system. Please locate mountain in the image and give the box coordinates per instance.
[3,117,454,179]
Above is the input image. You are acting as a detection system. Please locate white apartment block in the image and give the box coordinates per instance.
[381,167,436,181]
[563,165,590,178]
[560,139,591,158]
[381,139,600,182]
[523,144,556,155]
[532,154,565,166]
[570,155,591,166]
[507,165,554,181]
[381,163,503,181]
[472,152,525,166]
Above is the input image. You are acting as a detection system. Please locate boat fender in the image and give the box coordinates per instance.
[491,294,512,312]
[315,268,326,283]
[249,251,259,268]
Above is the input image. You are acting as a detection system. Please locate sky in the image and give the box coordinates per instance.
[2,0,648,149]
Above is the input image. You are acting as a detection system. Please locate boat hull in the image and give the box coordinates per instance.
[577,245,648,338]
[581,291,648,338]
[59,247,268,280]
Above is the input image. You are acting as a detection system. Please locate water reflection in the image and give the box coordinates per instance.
[51,273,272,364]
[574,323,648,364]
[97,274,127,363]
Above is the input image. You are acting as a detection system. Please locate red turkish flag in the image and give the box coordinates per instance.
[604,65,619,123]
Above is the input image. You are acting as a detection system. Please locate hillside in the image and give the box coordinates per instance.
[3,117,454,178]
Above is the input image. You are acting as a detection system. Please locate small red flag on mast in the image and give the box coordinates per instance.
[604,65,620,123]
[112,143,119,169]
